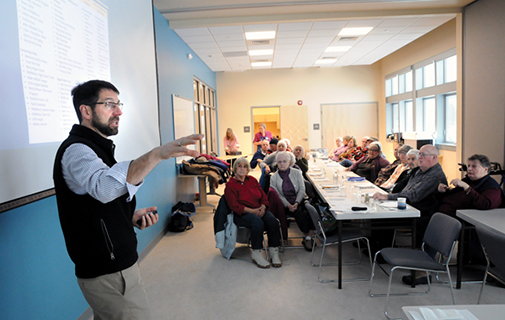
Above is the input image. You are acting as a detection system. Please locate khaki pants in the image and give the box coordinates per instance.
[77,263,152,320]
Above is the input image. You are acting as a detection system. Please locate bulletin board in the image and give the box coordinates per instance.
[172,94,196,164]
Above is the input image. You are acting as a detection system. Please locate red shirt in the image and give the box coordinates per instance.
[224,176,269,215]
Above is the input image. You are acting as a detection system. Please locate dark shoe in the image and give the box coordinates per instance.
[402,275,432,285]
[302,238,313,251]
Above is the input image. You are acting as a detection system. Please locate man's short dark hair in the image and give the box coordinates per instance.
[468,154,492,171]
[270,138,279,145]
[71,80,119,122]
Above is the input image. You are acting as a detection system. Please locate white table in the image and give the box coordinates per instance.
[306,159,420,289]
[456,209,505,235]
[403,304,505,320]
[455,209,505,288]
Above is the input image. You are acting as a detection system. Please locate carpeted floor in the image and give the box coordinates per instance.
[139,169,505,320]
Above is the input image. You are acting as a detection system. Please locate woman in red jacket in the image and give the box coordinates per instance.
[224,157,282,269]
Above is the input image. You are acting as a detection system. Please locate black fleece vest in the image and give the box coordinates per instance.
[53,125,138,278]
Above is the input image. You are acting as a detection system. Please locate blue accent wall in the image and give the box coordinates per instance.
[0,7,215,320]
[154,7,216,145]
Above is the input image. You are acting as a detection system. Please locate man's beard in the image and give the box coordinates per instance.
[91,112,119,137]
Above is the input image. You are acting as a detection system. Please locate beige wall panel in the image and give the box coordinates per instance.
[216,66,380,155]
[321,103,378,152]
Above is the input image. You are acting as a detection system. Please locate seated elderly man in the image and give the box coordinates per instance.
[250,140,271,169]
[373,144,447,245]
[374,143,404,186]
[378,144,413,190]
[346,141,390,182]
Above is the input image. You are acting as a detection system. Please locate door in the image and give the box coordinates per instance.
[280,105,309,152]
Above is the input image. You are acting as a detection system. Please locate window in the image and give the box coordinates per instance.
[437,55,457,85]
[193,78,217,154]
[443,94,457,143]
[385,48,457,147]
[422,97,436,133]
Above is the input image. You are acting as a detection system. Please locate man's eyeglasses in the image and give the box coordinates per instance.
[418,152,435,157]
[94,101,123,111]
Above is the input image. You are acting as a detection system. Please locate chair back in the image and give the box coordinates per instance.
[476,225,505,281]
[423,212,462,257]
[305,203,323,237]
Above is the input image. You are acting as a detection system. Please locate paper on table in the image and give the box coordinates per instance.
[312,178,330,182]
[419,308,466,320]
[379,201,398,208]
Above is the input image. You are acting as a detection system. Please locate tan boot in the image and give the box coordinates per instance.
[251,250,270,269]
[269,247,282,268]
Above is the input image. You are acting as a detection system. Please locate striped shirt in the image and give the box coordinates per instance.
[61,143,143,204]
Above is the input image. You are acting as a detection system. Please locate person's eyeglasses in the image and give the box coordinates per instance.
[95,101,123,110]
[418,152,434,157]
[277,160,289,164]
[369,149,379,152]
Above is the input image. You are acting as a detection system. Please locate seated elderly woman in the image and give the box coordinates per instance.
[346,141,390,182]
[331,136,350,161]
[436,154,505,266]
[437,154,504,216]
[293,144,309,176]
[378,144,413,191]
[331,137,343,156]
[391,149,420,193]
[224,158,282,269]
[337,136,357,162]
[260,140,288,174]
[270,152,315,251]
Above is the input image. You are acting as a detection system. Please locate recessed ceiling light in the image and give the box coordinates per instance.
[245,31,276,40]
[325,46,352,52]
[249,49,274,56]
[338,27,373,36]
[315,59,337,65]
[251,61,272,67]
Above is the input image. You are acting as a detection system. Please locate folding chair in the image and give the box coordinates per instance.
[476,225,505,304]
[369,213,462,320]
[305,203,372,283]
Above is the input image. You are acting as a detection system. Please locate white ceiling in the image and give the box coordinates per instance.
[154,0,475,72]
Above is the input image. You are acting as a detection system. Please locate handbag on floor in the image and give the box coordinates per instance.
[168,202,196,232]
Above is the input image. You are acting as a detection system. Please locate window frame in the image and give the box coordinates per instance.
[385,48,457,148]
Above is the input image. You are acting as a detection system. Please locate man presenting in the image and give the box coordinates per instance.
[53,80,202,320]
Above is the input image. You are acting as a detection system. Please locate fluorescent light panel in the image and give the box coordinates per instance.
[315,59,337,65]
[245,31,276,40]
[251,61,272,67]
[338,27,373,36]
[325,46,352,52]
[249,49,274,56]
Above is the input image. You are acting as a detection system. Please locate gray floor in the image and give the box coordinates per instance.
[139,171,505,320]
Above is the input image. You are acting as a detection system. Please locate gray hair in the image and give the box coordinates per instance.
[398,144,413,155]
[407,149,419,159]
[369,141,382,152]
[276,151,294,165]
[232,157,251,173]
[277,140,287,148]
[294,144,305,155]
